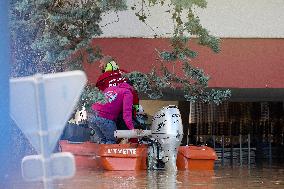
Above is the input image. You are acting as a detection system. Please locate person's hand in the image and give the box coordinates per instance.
[119,138,129,144]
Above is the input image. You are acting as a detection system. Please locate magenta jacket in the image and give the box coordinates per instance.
[92,82,134,130]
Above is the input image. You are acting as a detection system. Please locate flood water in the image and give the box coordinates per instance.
[11,164,284,189]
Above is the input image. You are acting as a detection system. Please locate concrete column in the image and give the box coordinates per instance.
[221,135,225,166]
[239,134,243,166]
[178,101,191,145]
[248,134,251,166]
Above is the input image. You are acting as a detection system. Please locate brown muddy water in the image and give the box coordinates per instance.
[11,164,284,189]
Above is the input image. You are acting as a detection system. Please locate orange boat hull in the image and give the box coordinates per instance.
[177,146,217,170]
[96,143,147,171]
[60,141,147,171]
[59,140,217,171]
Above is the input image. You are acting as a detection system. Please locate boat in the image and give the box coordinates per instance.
[59,140,217,171]
[60,105,217,171]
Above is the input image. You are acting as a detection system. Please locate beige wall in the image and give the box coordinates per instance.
[101,0,284,38]
[140,100,178,117]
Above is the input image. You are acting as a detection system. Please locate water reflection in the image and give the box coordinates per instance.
[147,171,177,189]
[177,170,215,189]
[59,169,148,189]
[146,170,215,189]
[11,165,284,189]
[213,165,284,189]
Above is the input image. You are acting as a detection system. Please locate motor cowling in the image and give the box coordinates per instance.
[150,105,183,171]
[114,105,184,171]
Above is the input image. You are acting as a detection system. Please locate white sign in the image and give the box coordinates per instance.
[10,71,87,153]
[22,152,76,181]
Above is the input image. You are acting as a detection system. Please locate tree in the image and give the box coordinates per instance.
[10,0,231,106]
[10,0,126,75]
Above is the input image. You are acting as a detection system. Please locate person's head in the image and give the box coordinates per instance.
[99,56,119,73]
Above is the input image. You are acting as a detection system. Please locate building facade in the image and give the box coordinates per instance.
[83,0,284,164]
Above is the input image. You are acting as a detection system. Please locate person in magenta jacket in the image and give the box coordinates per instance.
[90,82,135,144]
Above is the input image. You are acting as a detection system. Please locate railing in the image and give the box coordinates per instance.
[215,147,256,166]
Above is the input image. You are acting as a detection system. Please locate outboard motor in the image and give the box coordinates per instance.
[114,105,183,171]
[148,105,183,171]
